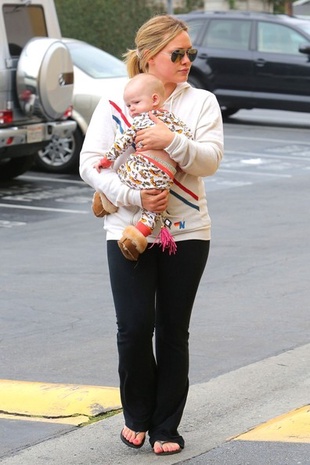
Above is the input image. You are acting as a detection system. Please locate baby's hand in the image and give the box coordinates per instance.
[93,162,102,173]
[94,157,113,172]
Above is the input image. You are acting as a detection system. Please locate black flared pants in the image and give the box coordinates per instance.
[107,239,209,447]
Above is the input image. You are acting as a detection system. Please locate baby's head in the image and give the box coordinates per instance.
[124,74,165,117]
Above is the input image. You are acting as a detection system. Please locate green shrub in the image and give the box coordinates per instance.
[55,0,203,59]
[55,0,164,59]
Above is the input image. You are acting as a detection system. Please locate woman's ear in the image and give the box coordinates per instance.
[144,50,153,67]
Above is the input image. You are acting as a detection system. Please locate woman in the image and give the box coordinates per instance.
[79,15,224,456]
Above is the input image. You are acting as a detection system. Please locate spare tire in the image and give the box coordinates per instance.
[16,38,74,120]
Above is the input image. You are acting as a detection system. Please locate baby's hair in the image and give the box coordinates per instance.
[125,73,165,99]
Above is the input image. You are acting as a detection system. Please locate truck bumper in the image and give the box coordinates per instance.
[0,119,77,149]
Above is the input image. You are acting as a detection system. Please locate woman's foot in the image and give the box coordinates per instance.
[120,427,146,449]
[153,440,182,455]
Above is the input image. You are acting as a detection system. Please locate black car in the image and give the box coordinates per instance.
[176,11,310,117]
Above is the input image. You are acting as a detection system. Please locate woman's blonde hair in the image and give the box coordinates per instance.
[124,15,188,78]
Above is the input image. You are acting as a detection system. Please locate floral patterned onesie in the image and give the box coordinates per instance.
[100,109,193,232]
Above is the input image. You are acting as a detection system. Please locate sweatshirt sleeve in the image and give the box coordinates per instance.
[165,92,224,177]
[79,97,142,208]
[106,126,136,162]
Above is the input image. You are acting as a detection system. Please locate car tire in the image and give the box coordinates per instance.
[35,125,84,174]
[0,155,36,181]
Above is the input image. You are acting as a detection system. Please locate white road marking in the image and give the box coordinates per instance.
[225,150,310,161]
[20,175,85,184]
[0,220,27,228]
[218,168,292,178]
[0,203,89,214]
[225,135,310,144]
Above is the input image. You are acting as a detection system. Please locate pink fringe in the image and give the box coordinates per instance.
[155,227,177,255]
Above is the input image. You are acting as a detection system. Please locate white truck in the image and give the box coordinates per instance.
[0,0,76,180]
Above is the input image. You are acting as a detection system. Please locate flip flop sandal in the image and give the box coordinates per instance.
[120,429,145,449]
[153,440,182,456]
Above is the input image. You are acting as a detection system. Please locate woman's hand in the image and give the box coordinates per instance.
[141,189,169,213]
[135,112,174,151]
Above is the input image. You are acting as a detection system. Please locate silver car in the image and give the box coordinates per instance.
[35,39,128,173]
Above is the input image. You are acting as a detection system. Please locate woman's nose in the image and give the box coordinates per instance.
[181,53,191,64]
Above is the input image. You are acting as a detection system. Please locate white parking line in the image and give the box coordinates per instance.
[0,220,27,228]
[0,203,89,214]
[225,150,310,161]
[225,135,310,144]
[20,174,85,184]
[218,169,292,178]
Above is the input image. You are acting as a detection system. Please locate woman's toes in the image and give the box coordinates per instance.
[122,427,145,446]
[153,440,181,454]
[133,432,145,446]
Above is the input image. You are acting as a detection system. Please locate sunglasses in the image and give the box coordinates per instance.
[162,48,198,63]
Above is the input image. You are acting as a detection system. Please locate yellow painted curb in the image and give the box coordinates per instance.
[0,379,121,420]
[235,405,310,443]
[0,413,89,426]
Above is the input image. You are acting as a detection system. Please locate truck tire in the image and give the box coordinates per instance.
[16,38,74,120]
[35,125,83,174]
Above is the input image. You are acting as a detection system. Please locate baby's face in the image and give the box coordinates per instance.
[125,93,154,117]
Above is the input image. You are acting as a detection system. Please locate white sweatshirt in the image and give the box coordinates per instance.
[79,81,224,242]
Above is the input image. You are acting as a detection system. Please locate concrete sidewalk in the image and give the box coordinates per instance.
[1,343,309,465]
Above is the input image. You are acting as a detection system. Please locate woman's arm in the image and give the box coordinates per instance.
[166,92,224,177]
[79,97,142,208]
[134,90,223,178]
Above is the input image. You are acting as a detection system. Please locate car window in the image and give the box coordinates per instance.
[3,5,47,56]
[185,18,207,43]
[257,22,308,54]
[202,19,251,50]
[66,42,127,79]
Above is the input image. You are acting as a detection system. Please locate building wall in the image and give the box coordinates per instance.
[204,0,272,12]
[293,1,310,15]
[152,0,273,13]
[153,0,186,9]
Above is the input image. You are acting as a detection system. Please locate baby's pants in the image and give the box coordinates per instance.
[117,153,176,231]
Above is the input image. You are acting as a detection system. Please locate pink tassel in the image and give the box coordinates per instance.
[156,227,177,255]
[149,217,177,255]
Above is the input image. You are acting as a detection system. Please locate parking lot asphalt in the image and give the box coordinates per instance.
[1,111,310,464]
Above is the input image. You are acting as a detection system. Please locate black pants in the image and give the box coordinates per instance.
[107,239,210,448]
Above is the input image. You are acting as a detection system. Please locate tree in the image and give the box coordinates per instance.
[55,0,205,58]
[271,0,294,14]
[54,0,164,59]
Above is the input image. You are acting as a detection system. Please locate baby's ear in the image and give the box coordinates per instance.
[152,93,161,106]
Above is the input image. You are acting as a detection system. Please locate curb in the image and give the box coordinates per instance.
[234,405,310,443]
[0,379,121,425]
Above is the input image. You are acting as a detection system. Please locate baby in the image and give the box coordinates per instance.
[93,73,193,261]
